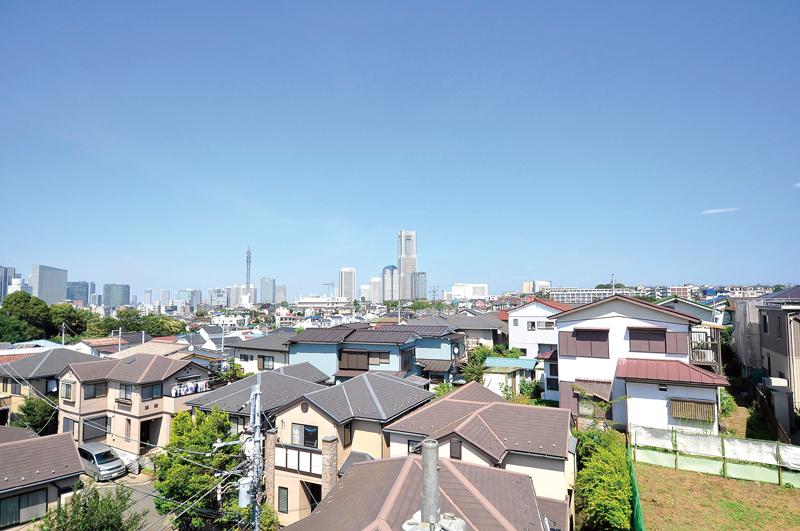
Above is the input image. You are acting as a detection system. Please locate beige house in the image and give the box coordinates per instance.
[57,353,213,458]
[267,372,434,526]
[384,382,575,520]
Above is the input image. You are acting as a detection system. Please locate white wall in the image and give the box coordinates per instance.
[622,380,719,435]
[509,302,559,355]
[504,453,570,501]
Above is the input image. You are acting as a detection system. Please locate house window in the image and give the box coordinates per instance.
[777,317,783,339]
[343,422,352,447]
[658,384,668,392]
[670,399,714,422]
[450,440,462,460]
[120,384,132,400]
[61,382,73,401]
[142,383,163,401]
[537,321,554,330]
[546,378,559,391]
[0,488,47,527]
[62,417,74,433]
[2,378,21,396]
[291,423,318,448]
[83,382,108,399]
[549,363,559,377]
[574,330,609,358]
[629,329,667,353]
[339,351,368,371]
[125,419,131,442]
[278,487,288,514]
[513,319,518,326]
[407,439,421,454]
[527,321,536,331]
[762,315,769,334]
[229,415,247,435]
[257,356,274,371]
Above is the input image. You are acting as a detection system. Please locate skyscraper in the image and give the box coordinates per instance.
[176,289,202,309]
[143,289,153,306]
[209,288,230,308]
[411,272,428,300]
[275,285,287,304]
[359,284,371,301]
[31,264,68,304]
[338,267,356,301]
[103,284,131,308]
[1,266,17,301]
[67,281,91,306]
[260,277,276,304]
[159,289,170,306]
[397,230,417,300]
[370,277,382,304]
[382,265,399,302]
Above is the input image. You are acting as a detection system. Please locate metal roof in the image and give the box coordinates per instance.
[616,358,729,387]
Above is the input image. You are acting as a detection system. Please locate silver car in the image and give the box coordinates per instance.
[78,442,127,481]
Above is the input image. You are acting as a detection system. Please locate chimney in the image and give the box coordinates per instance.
[321,435,338,498]
[263,428,276,508]
[421,438,440,527]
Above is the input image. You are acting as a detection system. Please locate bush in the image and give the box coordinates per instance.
[576,428,620,468]
[576,442,632,531]
[519,378,537,398]
[434,382,454,397]
[499,383,513,401]
[719,388,736,418]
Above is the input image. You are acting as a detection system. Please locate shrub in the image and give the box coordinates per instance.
[499,383,513,401]
[576,428,619,468]
[462,358,485,384]
[719,388,736,418]
[519,378,537,398]
[434,382,454,397]
[576,442,632,531]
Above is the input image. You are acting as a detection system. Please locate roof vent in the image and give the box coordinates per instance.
[124,358,136,364]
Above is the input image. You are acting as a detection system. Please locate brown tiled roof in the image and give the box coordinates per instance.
[0,426,37,444]
[0,353,35,365]
[65,354,198,384]
[536,496,570,531]
[285,455,545,531]
[80,337,129,347]
[536,350,558,361]
[573,379,612,402]
[273,362,329,383]
[376,324,455,338]
[548,294,702,324]
[0,348,100,379]
[616,358,729,387]
[416,358,454,373]
[286,328,353,344]
[0,433,84,495]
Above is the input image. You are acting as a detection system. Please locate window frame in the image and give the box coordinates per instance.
[278,487,288,514]
[450,439,462,460]
[0,488,47,527]
[291,423,319,448]
[83,381,108,400]
[537,321,555,330]
[407,439,421,454]
[3,377,21,396]
[546,377,559,391]
[526,321,536,331]
[62,417,74,433]
[119,384,133,401]
[762,314,769,334]
[61,382,73,401]
[142,383,163,401]
[512,318,519,327]
[574,330,609,358]
[342,421,352,447]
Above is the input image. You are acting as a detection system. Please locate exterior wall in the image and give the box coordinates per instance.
[288,344,339,378]
[622,380,719,435]
[483,369,527,396]
[503,453,570,501]
[509,302,559,355]
[414,338,452,360]
[233,348,289,374]
[792,319,800,410]
[0,378,48,419]
[437,438,492,466]
[273,469,317,526]
[1,478,79,531]
[351,419,388,459]
[542,362,560,402]
[657,300,714,323]
[387,432,424,458]
[465,329,494,349]
[275,401,341,463]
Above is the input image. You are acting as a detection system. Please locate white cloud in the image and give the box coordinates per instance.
[794,182,800,188]
[701,208,740,215]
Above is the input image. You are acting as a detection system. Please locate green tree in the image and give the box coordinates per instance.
[154,408,248,530]
[434,382,454,397]
[141,314,186,336]
[469,345,492,365]
[719,388,736,418]
[410,300,430,311]
[1,291,52,337]
[11,396,56,433]
[462,358,485,384]
[85,315,121,338]
[218,499,279,531]
[0,314,43,342]
[50,304,90,337]
[772,284,786,293]
[115,308,143,332]
[38,483,147,531]
[219,362,249,383]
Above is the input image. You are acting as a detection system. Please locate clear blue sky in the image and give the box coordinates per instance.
[2,2,798,300]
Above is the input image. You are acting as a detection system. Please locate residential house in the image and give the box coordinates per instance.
[656,296,725,373]
[410,314,507,350]
[375,324,466,385]
[268,372,435,526]
[757,287,800,412]
[72,337,130,357]
[482,357,535,397]
[0,348,100,429]
[549,295,728,434]
[57,354,214,459]
[508,298,574,356]
[225,330,297,373]
[0,430,84,530]
[384,382,576,510]
[283,452,563,531]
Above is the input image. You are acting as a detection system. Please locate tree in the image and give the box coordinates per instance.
[141,314,186,336]
[218,499,279,531]
[462,358,485,384]
[772,284,786,293]
[0,314,43,342]
[50,304,90,337]
[115,308,143,332]
[219,362,249,383]
[154,408,246,530]
[11,396,56,434]
[434,382,454,397]
[85,315,120,338]
[410,300,430,312]
[38,483,147,531]
[1,291,52,337]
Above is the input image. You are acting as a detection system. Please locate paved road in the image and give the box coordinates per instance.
[91,473,165,529]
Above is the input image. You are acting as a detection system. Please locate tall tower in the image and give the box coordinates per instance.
[245,247,252,289]
[338,267,356,301]
[397,230,417,300]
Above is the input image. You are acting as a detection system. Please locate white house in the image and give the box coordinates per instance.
[508,298,574,356]
[549,295,728,432]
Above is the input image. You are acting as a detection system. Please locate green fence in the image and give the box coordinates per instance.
[627,446,646,531]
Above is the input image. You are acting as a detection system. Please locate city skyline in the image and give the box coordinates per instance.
[2,3,798,298]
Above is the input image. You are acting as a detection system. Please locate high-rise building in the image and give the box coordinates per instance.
[370,277,382,304]
[230,285,256,307]
[90,293,102,306]
[31,264,68,304]
[359,284,371,301]
[67,281,91,306]
[176,289,202,309]
[159,289,170,307]
[260,277,276,304]
[338,267,356,301]
[103,284,131,308]
[209,288,230,308]
[7,278,32,297]
[275,285,287,304]
[397,230,417,300]
[450,283,489,300]
[411,272,428,300]
[1,266,17,301]
[382,265,399,302]
[521,280,551,294]
[143,289,153,306]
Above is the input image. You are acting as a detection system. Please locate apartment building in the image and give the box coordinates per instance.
[57,354,213,458]
[548,287,633,304]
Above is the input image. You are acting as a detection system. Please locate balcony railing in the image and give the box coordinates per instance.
[690,330,721,368]
[275,444,322,478]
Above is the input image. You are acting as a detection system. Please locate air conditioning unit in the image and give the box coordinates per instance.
[763,377,789,389]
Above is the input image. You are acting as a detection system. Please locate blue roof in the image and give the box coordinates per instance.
[485,356,537,370]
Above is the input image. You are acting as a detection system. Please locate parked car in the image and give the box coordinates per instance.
[77,442,127,481]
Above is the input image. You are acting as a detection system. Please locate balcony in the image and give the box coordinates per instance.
[162,378,220,414]
[690,330,722,373]
[275,444,322,478]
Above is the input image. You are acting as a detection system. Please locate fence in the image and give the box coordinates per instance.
[630,425,800,487]
[627,446,646,531]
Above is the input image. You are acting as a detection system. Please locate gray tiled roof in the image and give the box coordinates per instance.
[0,426,37,444]
[410,314,504,331]
[0,348,101,379]
[286,328,353,344]
[285,455,545,531]
[287,328,420,346]
[66,354,198,384]
[187,370,325,416]
[376,324,455,338]
[227,330,296,352]
[304,372,434,424]
[273,362,328,383]
[0,433,84,495]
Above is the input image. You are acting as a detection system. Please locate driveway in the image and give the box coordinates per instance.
[90,472,164,529]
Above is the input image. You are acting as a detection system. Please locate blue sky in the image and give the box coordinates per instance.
[1,2,798,300]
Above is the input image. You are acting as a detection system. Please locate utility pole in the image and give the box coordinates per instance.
[118,327,122,352]
[61,322,65,345]
[250,372,263,531]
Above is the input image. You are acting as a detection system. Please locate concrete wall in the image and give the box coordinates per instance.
[623,380,719,435]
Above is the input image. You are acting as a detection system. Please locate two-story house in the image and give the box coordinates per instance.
[383,381,575,519]
[267,372,434,526]
[550,295,728,434]
[374,324,466,384]
[758,292,800,412]
[57,354,214,459]
[0,349,100,429]
[410,314,507,350]
[656,296,724,373]
[508,298,574,356]
[225,329,297,373]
